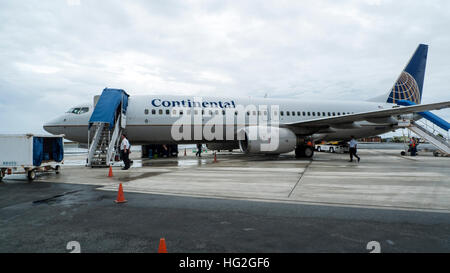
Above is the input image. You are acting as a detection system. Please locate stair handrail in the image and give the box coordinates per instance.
[106,115,121,166]
[87,122,105,167]
[413,120,450,144]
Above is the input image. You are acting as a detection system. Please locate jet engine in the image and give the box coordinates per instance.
[238,126,297,154]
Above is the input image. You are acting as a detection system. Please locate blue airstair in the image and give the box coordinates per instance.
[396,100,450,156]
[87,88,129,167]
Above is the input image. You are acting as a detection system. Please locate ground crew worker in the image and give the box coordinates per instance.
[411,138,418,156]
[409,138,414,156]
[196,143,203,157]
[120,134,131,170]
[348,136,360,162]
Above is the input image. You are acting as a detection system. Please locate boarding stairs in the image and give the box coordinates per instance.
[87,88,129,167]
[399,119,450,156]
[87,118,122,167]
[395,100,450,156]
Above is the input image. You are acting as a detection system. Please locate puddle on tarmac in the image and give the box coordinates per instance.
[64,158,210,168]
[119,172,167,182]
[141,159,209,167]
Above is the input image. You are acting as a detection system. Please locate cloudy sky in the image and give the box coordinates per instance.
[1,0,449,135]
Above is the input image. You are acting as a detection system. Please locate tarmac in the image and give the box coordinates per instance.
[0,149,449,252]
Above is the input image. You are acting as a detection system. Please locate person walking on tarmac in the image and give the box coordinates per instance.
[196,143,203,157]
[120,134,131,170]
[348,136,360,162]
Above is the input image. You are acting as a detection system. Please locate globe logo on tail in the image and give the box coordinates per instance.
[388,71,421,104]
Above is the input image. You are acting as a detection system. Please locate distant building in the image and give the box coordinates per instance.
[359,136,382,143]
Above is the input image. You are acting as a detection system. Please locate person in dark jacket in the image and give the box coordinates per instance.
[196,143,202,157]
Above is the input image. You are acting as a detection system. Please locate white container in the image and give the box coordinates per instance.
[0,134,64,181]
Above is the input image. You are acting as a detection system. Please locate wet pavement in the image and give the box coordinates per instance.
[0,149,449,252]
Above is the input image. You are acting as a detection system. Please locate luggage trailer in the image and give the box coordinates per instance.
[0,134,64,182]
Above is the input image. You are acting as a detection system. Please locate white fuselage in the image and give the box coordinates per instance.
[43,95,398,144]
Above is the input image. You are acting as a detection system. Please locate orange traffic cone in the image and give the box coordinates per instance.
[115,183,127,203]
[108,165,113,177]
[158,238,167,253]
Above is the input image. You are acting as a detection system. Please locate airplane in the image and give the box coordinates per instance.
[44,44,450,158]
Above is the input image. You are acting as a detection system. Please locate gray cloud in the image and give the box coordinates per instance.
[0,0,449,134]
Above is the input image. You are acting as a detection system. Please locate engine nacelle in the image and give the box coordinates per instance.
[238,126,297,154]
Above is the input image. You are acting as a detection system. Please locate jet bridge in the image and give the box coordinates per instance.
[87,88,129,167]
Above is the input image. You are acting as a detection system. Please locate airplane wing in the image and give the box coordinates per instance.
[284,101,450,128]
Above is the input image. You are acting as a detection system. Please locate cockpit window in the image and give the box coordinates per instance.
[79,107,89,114]
[67,107,89,114]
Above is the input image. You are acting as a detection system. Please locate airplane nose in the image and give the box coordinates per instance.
[43,122,57,134]
[43,116,63,135]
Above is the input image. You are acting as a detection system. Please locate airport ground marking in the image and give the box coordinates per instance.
[288,160,313,198]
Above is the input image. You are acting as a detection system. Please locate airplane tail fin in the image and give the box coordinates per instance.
[386,44,428,105]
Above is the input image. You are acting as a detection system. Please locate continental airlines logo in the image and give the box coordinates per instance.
[152,98,236,108]
[388,71,421,104]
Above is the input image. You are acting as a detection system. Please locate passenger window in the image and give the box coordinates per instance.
[187,110,191,115]
[215,110,219,115]
[317,112,321,116]
[286,111,290,116]
[332,112,335,116]
[302,111,305,116]
[166,109,170,115]
[337,112,341,115]
[152,109,156,115]
[307,112,310,116]
[322,112,326,116]
[144,109,149,115]
[264,111,267,116]
[328,112,331,116]
[297,112,301,116]
[247,111,250,116]
[159,109,163,115]
[312,112,316,116]
[274,111,278,116]
[194,110,198,115]
[291,111,295,116]
[222,110,226,115]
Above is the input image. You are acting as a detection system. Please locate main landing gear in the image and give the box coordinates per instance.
[295,141,314,158]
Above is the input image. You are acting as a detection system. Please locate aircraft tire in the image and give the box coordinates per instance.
[304,147,314,158]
